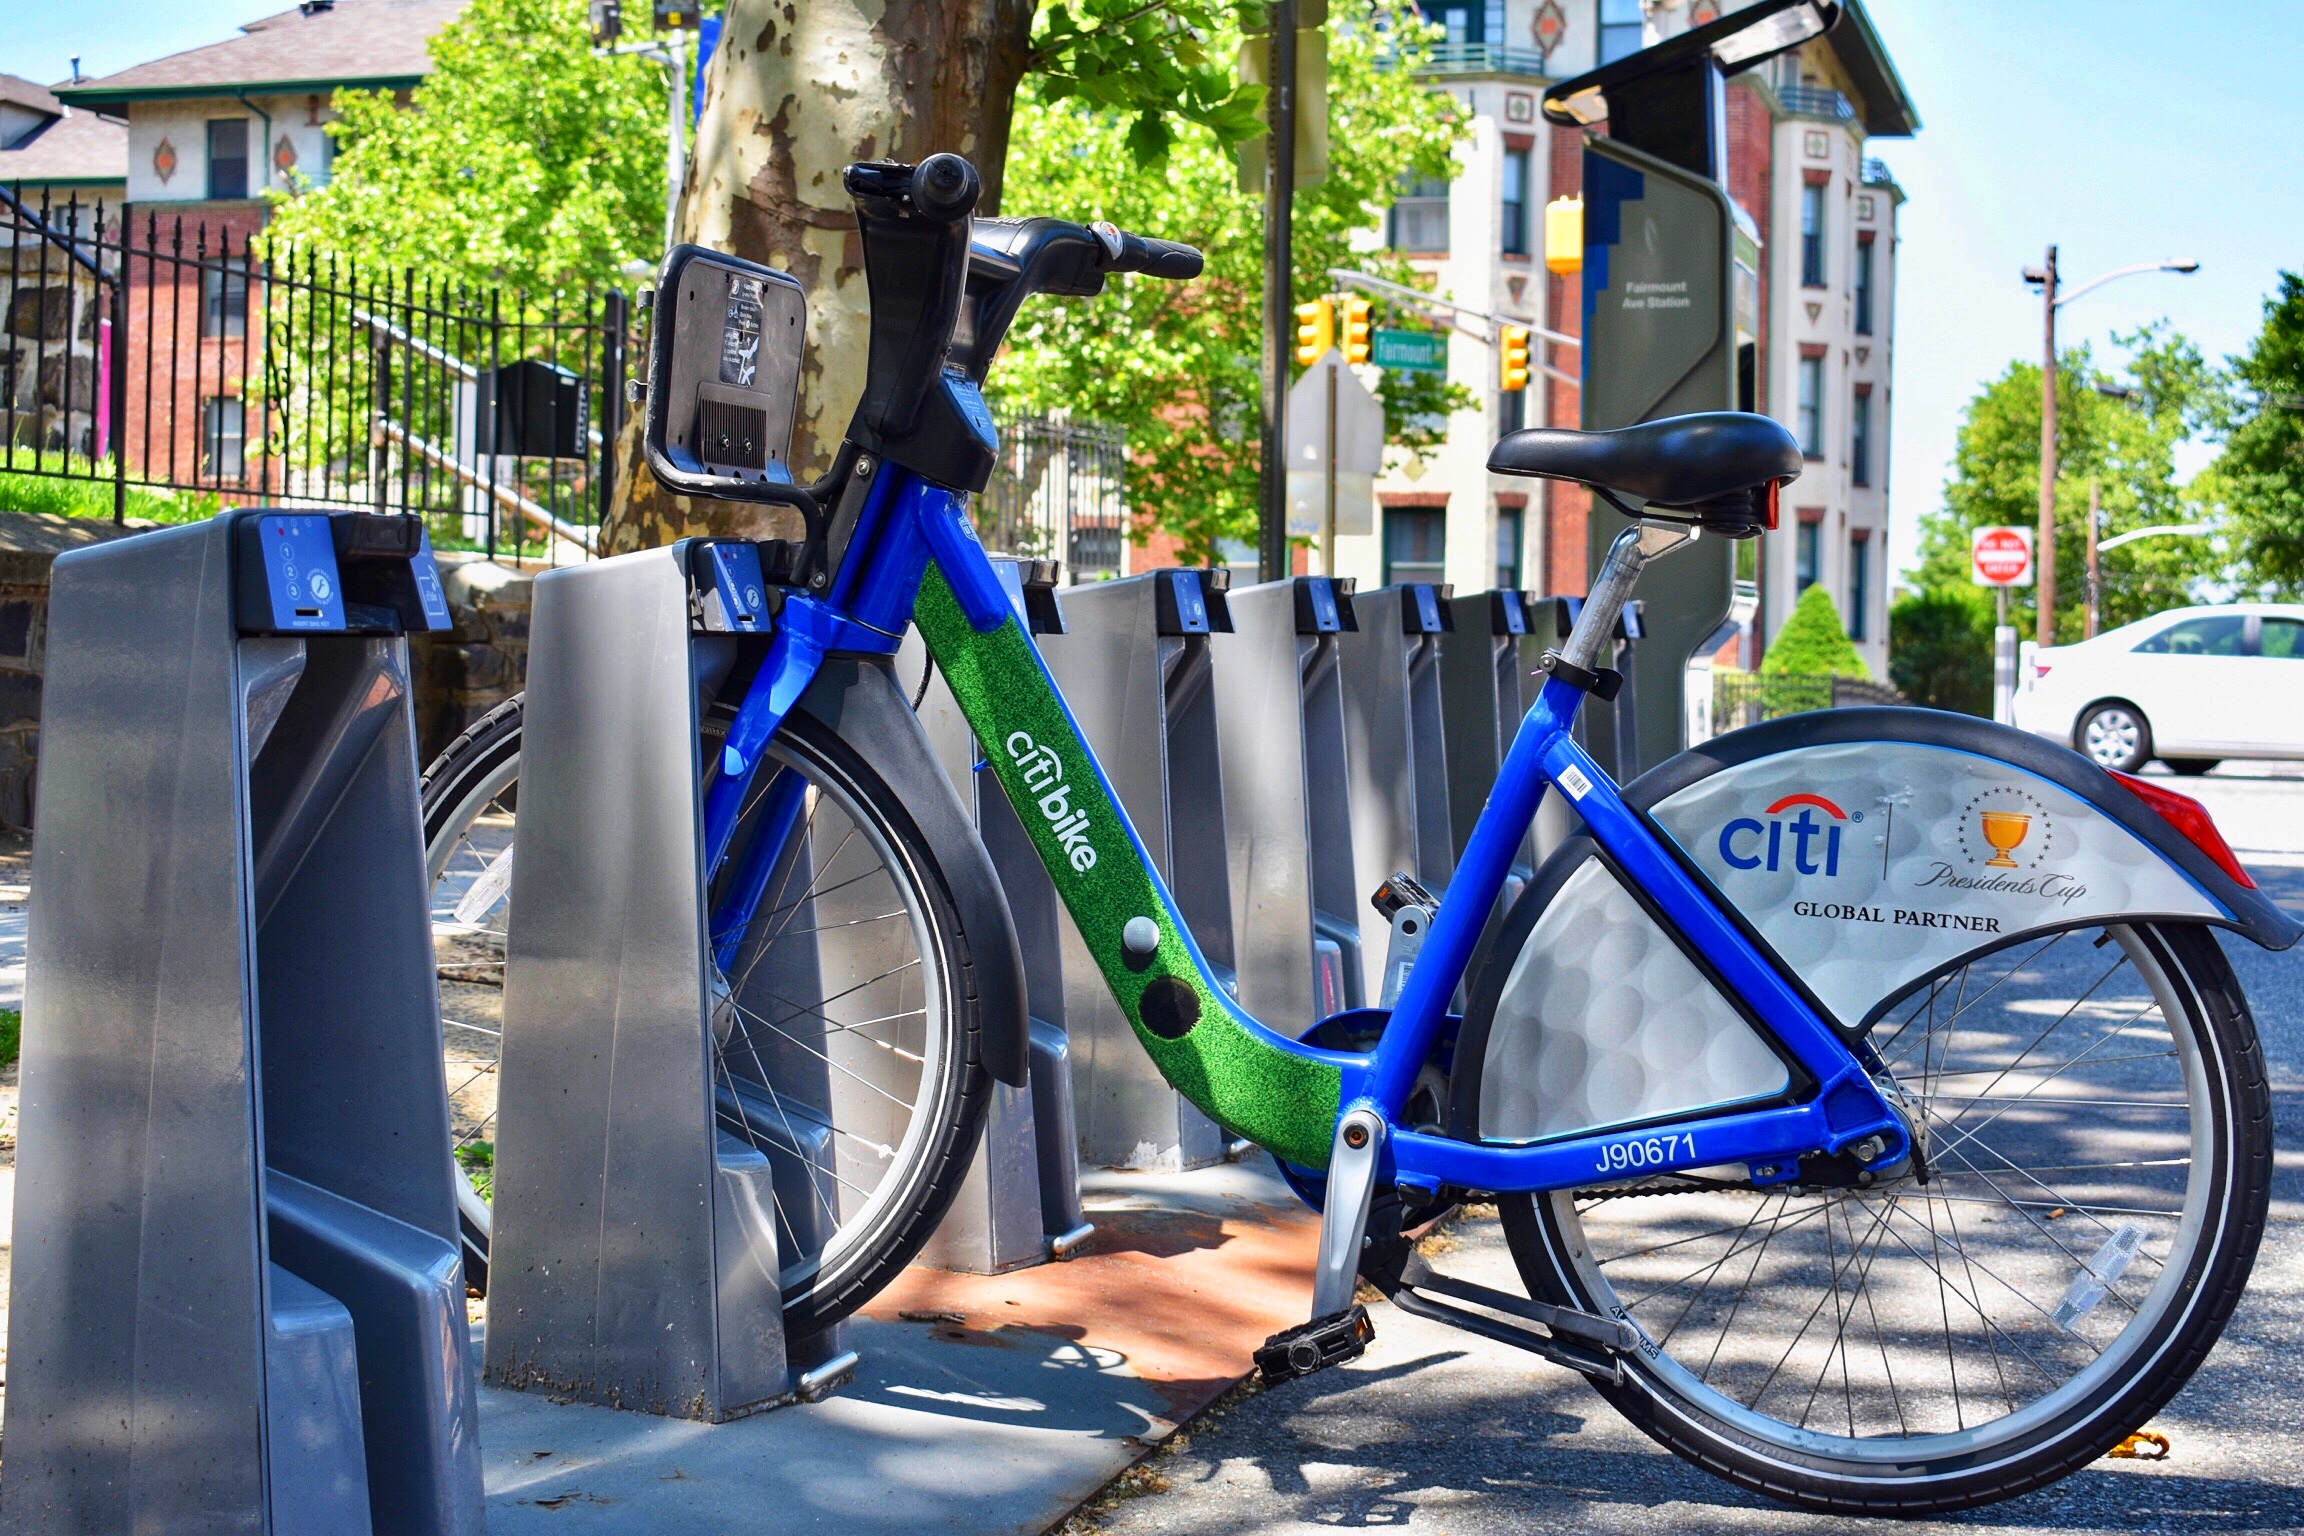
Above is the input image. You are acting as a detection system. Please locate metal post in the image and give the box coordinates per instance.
[665,30,688,254]
[2035,243,2058,647]
[1258,1,1298,582]
[2085,477,2101,639]
[110,254,128,524]
[1993,587,2015,725]
[599,288,627,539]
[1322,357,1337,576]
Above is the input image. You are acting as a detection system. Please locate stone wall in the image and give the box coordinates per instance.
[409,553,534,766]
[0,510,156,828]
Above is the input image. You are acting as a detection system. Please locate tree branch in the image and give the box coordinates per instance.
[1026,0,1186,72]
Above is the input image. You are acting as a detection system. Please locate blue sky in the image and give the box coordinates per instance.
[8,2,2302,580]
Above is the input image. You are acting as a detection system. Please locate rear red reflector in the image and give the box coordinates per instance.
[1763,479,1781,531]
[2112,771,2254,888]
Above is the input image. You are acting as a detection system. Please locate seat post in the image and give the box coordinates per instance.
[1559,521,1696,676]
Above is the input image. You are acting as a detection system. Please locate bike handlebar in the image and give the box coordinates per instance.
[1096,223,1205,281]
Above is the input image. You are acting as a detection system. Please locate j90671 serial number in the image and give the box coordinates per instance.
[1593,1132,1697,1175]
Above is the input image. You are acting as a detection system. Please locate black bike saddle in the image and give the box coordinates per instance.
[1488,411,1802,536]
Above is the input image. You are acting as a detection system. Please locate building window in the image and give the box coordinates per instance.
[1851,389,1872,486]
[1384,506,1446,585]
[1498,384,1525,435]
[1797,355,1824,457]
[1800,181,1825,287]
[201,264,249,339]
[207,117,249,200]
[1424,2,1486,48]
[204,396,246,478]
[1854,240,1874,334]
[1795,519,1820,593]
[1501,148,1529,257]
[1848,532,1870,640]
[1388,172,1450,254]
[1600,0,1645,64]
[1495,506,1522,590]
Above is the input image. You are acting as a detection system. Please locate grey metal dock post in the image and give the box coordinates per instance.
[484,543,852,1423]
[1214,575,1365,1031]
[1339,583,1458,1004]
[1038,569,1238,1170]
[907,559,1094,1270]
[5,511,482,1536]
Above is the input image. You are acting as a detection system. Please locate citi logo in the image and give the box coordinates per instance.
[1007,731,1099,874]
[1719,793,1857,876]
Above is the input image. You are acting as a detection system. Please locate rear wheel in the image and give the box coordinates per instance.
[2076,701,2151,773]
[1503,921,2271,1515]
[422,693,992,1337]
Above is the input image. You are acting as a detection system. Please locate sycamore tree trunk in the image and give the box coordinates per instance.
[602,0,1034,553]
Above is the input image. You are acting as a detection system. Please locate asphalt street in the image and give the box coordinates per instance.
[1073,764,2304,1536]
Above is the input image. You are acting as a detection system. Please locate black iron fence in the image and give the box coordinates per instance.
[6,187,1132,574]
[3,187,623,560]
[1713,670,1902,735]
[976,410,1128,582]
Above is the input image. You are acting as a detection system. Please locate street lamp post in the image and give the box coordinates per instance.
[2021,250,2199,647]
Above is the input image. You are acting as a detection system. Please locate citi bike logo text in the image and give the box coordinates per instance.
[1007,732,1099,874]
[1719,793,1859,877]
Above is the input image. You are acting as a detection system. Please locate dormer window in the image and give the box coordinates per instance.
[207,117,248,199]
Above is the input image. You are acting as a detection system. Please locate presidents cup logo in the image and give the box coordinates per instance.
[1007,731,1099,874]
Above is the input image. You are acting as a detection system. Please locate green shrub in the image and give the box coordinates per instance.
[1762,584,1870,679]
[1890,586,1996,716]
[0,1007,20,1069]
[0,467,224,525]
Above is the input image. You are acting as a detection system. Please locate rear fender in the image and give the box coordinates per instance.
[1631,708,2299,1035]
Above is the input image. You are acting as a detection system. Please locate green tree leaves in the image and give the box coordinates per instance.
[996,1,1468,564]
[1030,2,1274,167]
[265,0,671,298]
[2219,272,2304,595]
[1910,326,2228,646]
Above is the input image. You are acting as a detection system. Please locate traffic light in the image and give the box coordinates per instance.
[1499,325,1531,392]
[589,0,622,45]
[1340,295,1372,365]
[654,0,699,30]
[1293,297,1334,367]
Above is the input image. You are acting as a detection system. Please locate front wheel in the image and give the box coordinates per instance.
[422,693,993,1338]
[1505,921,2272,1516]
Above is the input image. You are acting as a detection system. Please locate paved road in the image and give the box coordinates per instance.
[1075,771,2304,1536]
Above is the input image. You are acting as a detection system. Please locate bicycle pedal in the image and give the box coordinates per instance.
[1255,1304,1375,1385]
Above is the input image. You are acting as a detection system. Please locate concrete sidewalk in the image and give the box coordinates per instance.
[476,1157,1320,1533]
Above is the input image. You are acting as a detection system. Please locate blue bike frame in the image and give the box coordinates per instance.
[695,461,1906,1200]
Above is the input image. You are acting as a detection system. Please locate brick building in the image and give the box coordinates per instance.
[48,0,464,484]
[1339,0,1916,680]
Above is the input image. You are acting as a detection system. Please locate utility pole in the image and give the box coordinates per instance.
[1258,0,1299,582]
[2024,248,2198,647]
[2034,243,2059,649]
[2085,478,2101,639]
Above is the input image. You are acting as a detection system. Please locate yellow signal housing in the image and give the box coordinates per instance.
[1545,195,1584,276]
[1340,295,1373,365]
[1293,298,1335,367]
[1499,324,1532,393]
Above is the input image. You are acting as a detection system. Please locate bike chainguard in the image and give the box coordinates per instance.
[1256,1304,1376,1385]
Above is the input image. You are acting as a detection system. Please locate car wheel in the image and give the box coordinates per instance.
[2164,758,2219,776]
[2078,701,2151,773]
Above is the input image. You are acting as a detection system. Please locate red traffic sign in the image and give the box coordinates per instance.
[1971,525,2035,587]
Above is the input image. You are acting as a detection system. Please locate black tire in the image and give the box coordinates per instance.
[2075,700,2151,773]
[420,693,994,1339]
[2164,758,2219,776]
[1494,922,2272,1516]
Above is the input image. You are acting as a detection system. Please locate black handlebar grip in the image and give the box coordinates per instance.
[1115,231,1204,280]
[1136,236,1204,280]
[912,154,981,223]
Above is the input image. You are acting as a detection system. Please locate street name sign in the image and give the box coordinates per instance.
[1971,525,2035,587]
[1370,329,1448,372]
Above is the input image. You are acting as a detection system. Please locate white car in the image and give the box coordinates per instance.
[2016,603,2304,774]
